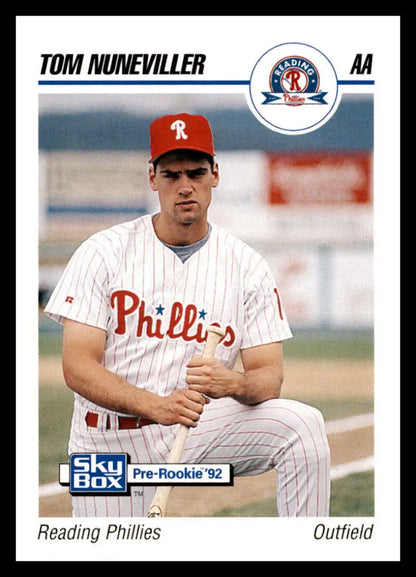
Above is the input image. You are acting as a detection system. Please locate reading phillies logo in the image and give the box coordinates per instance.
[264,55,325,106]
[249,42,339,134]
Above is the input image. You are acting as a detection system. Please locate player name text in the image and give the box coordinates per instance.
[40,53,206,76]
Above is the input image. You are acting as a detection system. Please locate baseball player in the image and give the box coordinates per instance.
[44,112,330,517]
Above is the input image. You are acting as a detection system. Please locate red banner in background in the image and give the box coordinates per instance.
[267,151,372,205]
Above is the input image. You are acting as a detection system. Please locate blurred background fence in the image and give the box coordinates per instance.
[38,93,373,337]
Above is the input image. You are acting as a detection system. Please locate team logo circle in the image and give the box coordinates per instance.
[248,42,339,134]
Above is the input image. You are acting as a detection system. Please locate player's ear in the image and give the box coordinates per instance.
[212,162,219,188]
[149,165,158,191]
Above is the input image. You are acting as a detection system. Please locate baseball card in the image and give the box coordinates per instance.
[15,14,401,562]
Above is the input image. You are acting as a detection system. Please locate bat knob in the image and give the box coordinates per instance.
[207,324,226,337]
[147,505,163,518]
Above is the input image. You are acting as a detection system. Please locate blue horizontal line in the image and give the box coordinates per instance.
[38,78,374,86]
[338,80,374,85]
[38,79,250,86]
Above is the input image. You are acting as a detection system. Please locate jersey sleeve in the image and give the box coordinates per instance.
[241,258,292,349]
[43,238,110,330]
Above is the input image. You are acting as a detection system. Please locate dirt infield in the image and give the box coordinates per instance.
[39,357,374,517]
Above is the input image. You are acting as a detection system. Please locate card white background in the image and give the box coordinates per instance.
[16,15,400,562]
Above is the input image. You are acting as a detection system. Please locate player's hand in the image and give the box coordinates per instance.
[186,355,236,399]
[158,388,209,427]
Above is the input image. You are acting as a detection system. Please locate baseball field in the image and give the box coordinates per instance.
[39,330,374,517]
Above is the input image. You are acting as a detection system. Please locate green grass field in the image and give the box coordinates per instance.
[211,472,374,517]
[38,329,374,517]
[39,384,73,483]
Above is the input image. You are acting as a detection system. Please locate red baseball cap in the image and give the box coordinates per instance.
[149,113,215,162]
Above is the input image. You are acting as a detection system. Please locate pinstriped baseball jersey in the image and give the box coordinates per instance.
[44,213,332,518]
[44,213,292,413]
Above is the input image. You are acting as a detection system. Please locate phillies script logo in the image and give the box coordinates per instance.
[111,290,235,346]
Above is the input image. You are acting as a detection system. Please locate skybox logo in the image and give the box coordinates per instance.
[249,42,340,134]
[69,453,128,494]
[59,454,233,495]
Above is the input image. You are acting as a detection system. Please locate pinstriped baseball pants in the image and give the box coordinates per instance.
[69,397,330,517]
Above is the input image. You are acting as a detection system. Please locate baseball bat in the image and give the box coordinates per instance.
[147,324,225,518]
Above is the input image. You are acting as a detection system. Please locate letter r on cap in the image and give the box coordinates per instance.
[170,120,188,140]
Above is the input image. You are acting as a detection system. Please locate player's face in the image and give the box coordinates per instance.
[149,155,219,229]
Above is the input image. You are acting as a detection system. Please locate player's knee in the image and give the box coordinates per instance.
[303,404,330,461]
[305,403,326,431]
[284,400,329,460]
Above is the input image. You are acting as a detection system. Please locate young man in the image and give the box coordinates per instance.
[44,112,330,517]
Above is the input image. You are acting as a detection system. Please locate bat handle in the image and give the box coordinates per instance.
[164,325,225,463]
[167,424,189,463]
[146,325,225,517]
